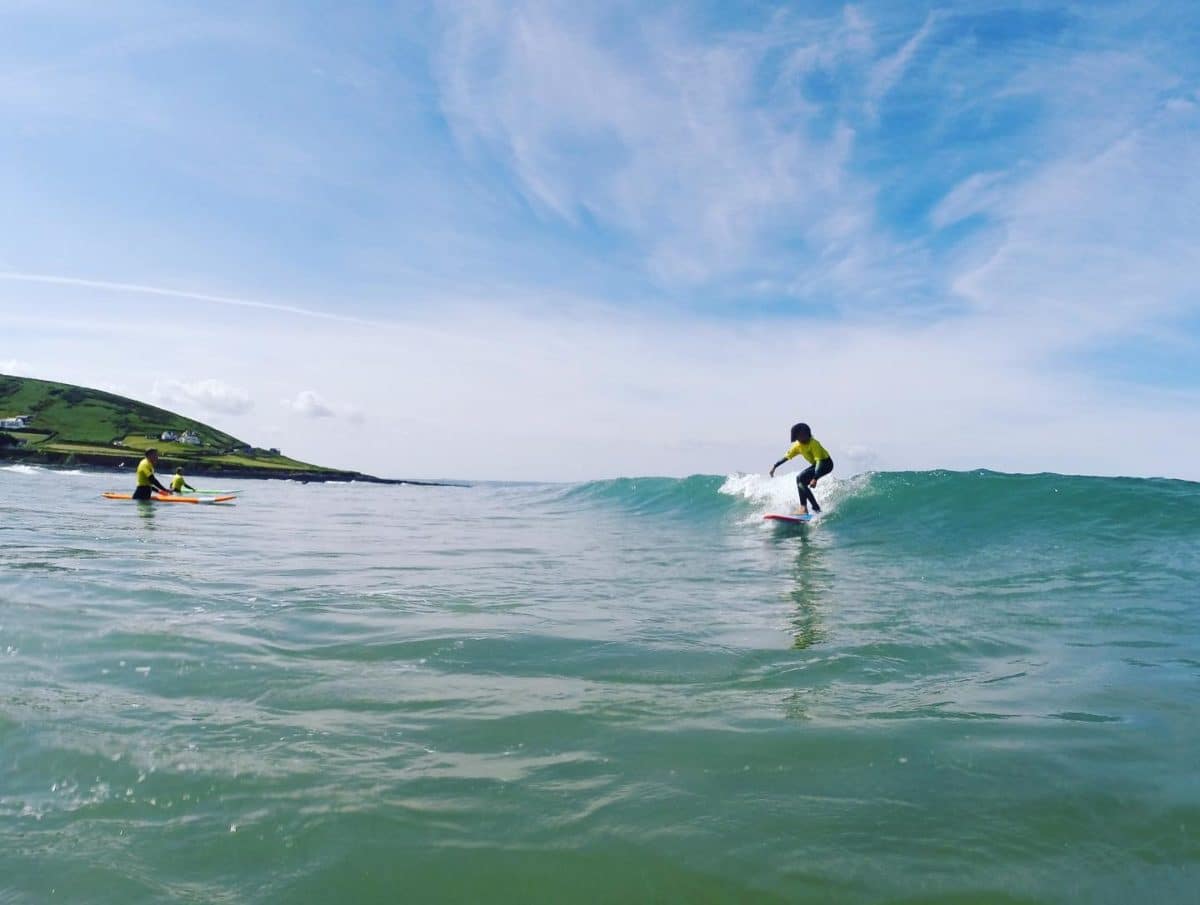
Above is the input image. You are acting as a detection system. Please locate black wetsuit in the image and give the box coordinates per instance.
[797,458,834,511]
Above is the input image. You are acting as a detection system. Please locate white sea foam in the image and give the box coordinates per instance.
[1,464,41,475]
[719,470,869,522]
[1,464,88,477]
[719,472,802,512]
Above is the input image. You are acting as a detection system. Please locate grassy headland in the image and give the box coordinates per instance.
[0,374,426,484]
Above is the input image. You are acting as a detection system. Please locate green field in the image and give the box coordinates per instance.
[119,434,219,456]
[2,430,51,444]
[1,374,342,476]
[208,454,317,470]
[0,375,242,447]
[42,442,136,457]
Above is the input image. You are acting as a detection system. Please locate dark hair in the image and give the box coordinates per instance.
[145,447,159,457]
[790,423,811,442]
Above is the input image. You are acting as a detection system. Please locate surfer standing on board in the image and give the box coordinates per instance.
[769,423,834,516]
[133,448,172,500]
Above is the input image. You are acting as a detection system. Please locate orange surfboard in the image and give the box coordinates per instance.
[103,492,237,504]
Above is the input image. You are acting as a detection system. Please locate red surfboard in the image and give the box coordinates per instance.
[764,512,815,525]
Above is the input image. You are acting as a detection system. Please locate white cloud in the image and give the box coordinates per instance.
[282,391,364,422]
[0,358,32,377]
[284,390,336,419]
[152,378,253,415]
[12,292,1196,482]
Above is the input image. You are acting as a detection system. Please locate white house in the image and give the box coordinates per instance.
[179,430,202,446]
[160,430,179,441]
[0,415,30,430]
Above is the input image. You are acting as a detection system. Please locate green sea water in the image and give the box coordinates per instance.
[2,464,1198,903]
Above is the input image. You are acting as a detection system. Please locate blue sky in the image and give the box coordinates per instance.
[1,1,1198,480]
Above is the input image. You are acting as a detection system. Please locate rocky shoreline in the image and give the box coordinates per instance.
[0,447,463,487]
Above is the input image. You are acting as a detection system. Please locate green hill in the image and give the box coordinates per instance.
[0,374,245,447]
[0,373,348,479]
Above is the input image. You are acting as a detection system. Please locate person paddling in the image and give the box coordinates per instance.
[769,423,833,515]
[170,467,195,495]
[133,448,171,500]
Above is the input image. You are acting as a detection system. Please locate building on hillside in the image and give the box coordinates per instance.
[0,415,30,429]
[179,431,202,446]
[160,430,179,442]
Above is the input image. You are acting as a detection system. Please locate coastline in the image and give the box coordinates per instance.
[0,447,465,487]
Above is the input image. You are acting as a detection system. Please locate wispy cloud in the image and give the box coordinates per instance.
[434,1,895,291]
[942,49,1200,342]
[930,171,1009,230]
[0,272,381,326]
[2,2,1199,480]
[864,11,937,120]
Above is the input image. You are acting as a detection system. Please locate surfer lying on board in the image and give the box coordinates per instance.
[769,423,833,516]
[133,448,172,500]
[171,467,195,494]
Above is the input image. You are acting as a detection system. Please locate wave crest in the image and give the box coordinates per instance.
[562,469,1200,537]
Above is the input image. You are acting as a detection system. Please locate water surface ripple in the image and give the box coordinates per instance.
[2,467,1198,903]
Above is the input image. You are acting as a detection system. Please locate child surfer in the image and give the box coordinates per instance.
[170,467,195,494]
[769,423,833,515]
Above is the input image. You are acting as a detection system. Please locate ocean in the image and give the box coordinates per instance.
[2,463,1198,903]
